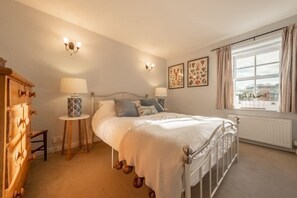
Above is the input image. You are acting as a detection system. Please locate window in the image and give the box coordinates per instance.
[232,34,281,111]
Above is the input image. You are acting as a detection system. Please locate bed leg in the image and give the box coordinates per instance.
[91,131,94,148]
[111,148,114,169]
[184,163,191,198]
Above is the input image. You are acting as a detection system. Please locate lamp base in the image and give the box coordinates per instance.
[68,97,82,117]
[157,98,165,109]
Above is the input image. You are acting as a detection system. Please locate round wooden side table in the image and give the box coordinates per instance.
[59,114,90,160]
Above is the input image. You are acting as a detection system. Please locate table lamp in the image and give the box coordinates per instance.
[60,78,88,117]
[155,87,167,109]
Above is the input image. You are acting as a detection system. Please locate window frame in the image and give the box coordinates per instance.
[232,37,281,111]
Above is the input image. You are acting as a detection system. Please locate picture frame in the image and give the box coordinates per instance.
[187,56,209,87]
[168,63,184,89]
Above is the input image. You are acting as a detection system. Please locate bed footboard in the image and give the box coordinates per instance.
[183,117,239,198]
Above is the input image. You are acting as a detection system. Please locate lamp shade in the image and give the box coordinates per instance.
[60,78,88,94]
[155,87,167,97]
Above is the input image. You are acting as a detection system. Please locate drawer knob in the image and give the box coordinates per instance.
[17,118,26,127]
[13,187,25,198]
[29,91,36,98]
[18,89,27,97]
[22,150,28,158]
[30,110,37,116]
[25,117,30,125]
[15,151,22,161]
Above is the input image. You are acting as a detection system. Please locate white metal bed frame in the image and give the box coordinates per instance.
[183,120,239,198]
[90,92,239,198]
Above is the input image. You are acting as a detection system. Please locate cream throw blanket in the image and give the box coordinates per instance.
[118,114,227,198]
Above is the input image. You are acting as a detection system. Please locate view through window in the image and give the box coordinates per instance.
[232,34,281,111]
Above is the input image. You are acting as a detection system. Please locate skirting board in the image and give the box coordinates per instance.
[240,138,297,154]
[36,138,296,157]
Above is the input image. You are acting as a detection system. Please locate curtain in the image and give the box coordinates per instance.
[216,46,233,109]
[280,24,297,113]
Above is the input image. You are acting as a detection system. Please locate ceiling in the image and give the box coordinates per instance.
[16,0,297,59]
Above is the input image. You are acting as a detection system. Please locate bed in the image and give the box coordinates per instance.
[91,92,239,198]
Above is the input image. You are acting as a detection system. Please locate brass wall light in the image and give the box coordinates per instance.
[63,37,82,55]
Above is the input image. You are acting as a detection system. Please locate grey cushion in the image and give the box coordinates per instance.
[140,98,164,112]
[114,99,139,117]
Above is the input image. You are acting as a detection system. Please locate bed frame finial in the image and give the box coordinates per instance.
[235,116,240,125]
[183,145,193,164]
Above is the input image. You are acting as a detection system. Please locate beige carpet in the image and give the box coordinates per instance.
[24,142,297,198]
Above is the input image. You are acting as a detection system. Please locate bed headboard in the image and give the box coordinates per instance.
[90,91,149,116]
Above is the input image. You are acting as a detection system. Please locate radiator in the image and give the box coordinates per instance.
[228,115,292,149]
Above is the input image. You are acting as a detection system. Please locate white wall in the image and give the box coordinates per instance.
[0,1,166,150]
[167,15,297,141]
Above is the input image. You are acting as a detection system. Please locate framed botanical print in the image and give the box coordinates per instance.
[187,56,209,87]
[168,63,184,89]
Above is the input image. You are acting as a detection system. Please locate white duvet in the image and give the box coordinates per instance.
[92,112,231,198]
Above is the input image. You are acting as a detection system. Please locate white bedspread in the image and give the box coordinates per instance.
[92,112,230,198]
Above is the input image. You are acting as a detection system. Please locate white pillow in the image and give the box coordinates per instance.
[94,100,116,120]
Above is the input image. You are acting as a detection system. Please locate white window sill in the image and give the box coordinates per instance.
[234,107,278,112]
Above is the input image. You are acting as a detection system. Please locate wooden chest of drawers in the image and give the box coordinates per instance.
[0,67,36,198]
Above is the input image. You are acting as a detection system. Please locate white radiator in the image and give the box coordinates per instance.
[228,115,292,149]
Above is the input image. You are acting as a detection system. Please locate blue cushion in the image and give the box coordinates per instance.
[114,99,139,117]
[140,98,164,112]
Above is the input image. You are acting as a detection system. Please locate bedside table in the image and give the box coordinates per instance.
[59,114,90,160]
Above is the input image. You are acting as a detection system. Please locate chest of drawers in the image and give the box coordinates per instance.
[0,67,36,198]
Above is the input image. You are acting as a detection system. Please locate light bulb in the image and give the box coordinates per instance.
[76,42,82,48]
[63,37,69,44]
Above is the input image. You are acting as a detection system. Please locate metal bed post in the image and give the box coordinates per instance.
[216,143,219,186]
[208,156,212,197]
[235,116,240,162]
[91,92,95,146]
[183,146,193,198]
[199,168,203,198]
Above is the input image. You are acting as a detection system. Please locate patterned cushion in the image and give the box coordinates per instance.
[137,105,159,116]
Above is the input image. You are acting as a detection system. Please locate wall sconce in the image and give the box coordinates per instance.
[145,62,155,72]
[63,37,82,56]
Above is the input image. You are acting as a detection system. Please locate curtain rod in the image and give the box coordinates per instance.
[211,26,286,52]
